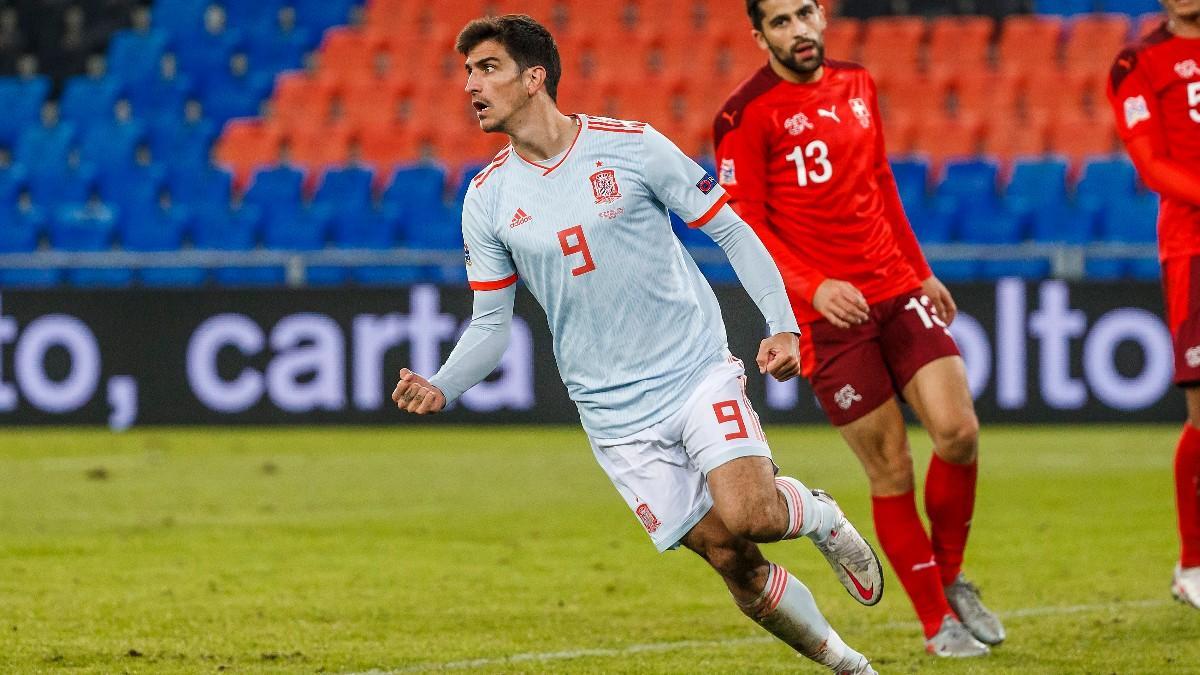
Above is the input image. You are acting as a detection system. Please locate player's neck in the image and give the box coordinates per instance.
[505,100,579,163]
[769,58,823,85]
[1168,14,1200,38]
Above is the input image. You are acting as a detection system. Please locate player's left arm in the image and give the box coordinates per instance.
[641,125,801,381]
[867,77,956,324]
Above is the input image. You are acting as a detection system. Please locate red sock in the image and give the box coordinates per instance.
[925,454,978,587]
[873,492,952,638]
[1176,424,1200,568]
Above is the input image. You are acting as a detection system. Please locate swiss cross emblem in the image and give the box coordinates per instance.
[635,503,661,533]
[590,168,622,204]
[784,112,814,136]
[849,98,871,128]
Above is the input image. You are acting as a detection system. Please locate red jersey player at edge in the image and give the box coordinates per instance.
[1106,0,1200,609]
[712,0,1004,657]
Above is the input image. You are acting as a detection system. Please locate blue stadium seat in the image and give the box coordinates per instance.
[929,258,979,283]
[28,161,97,210]
[1076,156,1137,205]
[1098,193,1158,242]
[123,201,204,287]
[1029,200,1098,244]
[0,165,28,205]
[128,71,193,123]
[169,162,232,207]
[201,71,274,126]
[0,77,49,146]
[936,159,1000,214]
[293,0,357,33]
[192,203,282,286]
[959,203,1047,279]
[99,162,169,215]
[332,208,421,285]
[14,121,76,170]
[384,165,458,248]
[151,0,209,37]
[81,119,146,169]
[890,156,930,206]
[314,166,374,214]
[149,115,216,169]
[107,29,170,86]
[247,24,315,73]
[245,164,305,212]
[0,205,56,287]
[1006,157,1069,209]
[263,204,343,285]
[1099,0,1161,15]
[907,197,957,244]
[174,27,244,90]
[1033,0,1097,14]
[59,76,123,131]
[50,202,130,287]
[223,0,286,30]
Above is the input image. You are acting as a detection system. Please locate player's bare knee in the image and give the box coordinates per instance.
[722,506,785,543]
[933,414,979,464]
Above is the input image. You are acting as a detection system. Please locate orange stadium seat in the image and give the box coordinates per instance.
[927,16,994,78]
[270,72,338,129]
[286,121,355,189]
[860,16,925,79]
[982,113,1051,162]
[215,119,283,191]
[363,0,424,34]
[358,121,418,173]
[1022,69,1093,119]
[822,18,862,62]
[996,15,1062,74]
[1063,14,1132,77]
[881,110,916,155]
[1048,112,1119,171]
[912,114,984,167]
[338,74,409,128]
[319,27,386,79]
[423,1,505,34]
[1136,11,1165,39]
[951,70,1021,123]
[879,73,950,120]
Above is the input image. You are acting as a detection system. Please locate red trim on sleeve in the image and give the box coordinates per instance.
[687,192,731,228]
[469,273,518,291]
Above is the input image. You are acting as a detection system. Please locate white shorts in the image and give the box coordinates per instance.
[588,357,773,553]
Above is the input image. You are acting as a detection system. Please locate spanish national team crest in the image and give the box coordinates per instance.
[849,98,871,128]
[590,169,622,204]
[635,503,661,534]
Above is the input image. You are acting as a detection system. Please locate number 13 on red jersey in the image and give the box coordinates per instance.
[786,140,833,187]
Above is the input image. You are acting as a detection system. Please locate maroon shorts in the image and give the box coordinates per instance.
[798,287,962,426]
[1163,255,1200,387]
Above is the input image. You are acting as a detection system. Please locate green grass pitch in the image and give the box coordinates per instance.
[0,425,1197,673]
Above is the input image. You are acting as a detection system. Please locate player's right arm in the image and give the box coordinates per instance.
[1108,48,1200,206]
[714,102,868,328]
[393,189,517,415]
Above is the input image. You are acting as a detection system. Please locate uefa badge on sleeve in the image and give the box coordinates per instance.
[695,173,717,195]
[463,243,472,267]
[1124,95,1150,129]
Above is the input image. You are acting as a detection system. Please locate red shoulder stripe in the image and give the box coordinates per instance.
[473,150,510,188]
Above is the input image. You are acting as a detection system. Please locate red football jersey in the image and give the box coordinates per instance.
[1106,23,1200,261]
[713,61,931,324]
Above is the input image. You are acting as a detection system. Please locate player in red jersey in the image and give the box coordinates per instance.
[713,0,1005,656]
[1107,0,1200,609]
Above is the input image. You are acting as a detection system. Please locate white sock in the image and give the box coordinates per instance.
[775,476,838,543]
[738,563,867,670]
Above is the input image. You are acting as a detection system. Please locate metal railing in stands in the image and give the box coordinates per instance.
[0,243,1160,286]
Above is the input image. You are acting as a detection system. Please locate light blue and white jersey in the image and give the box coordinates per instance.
[461,115,735,438]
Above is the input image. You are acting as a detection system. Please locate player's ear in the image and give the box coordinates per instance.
[751,28,769,52]
[525,65,546,96]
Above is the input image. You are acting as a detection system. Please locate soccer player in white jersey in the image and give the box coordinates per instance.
[392,15,882,673]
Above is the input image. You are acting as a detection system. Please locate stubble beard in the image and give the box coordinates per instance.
[771,41,825,78]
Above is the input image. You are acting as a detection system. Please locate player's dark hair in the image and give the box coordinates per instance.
[745,0,821,30]
[456,14,561,101]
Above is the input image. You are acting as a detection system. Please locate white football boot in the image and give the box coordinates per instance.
[831,653,878,674]
[944,573,1006,645]
[1172,564,1200,608]
[811,490,884,606]
[925,615,990,657]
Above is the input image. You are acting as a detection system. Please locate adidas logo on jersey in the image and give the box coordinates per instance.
[509,208,533,228]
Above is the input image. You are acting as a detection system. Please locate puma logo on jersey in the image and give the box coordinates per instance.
[818,106,841,123]
[721,110,739,125]
[509,208,533,228]
[1176,59,1200,79]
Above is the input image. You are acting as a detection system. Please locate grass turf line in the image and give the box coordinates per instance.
[0,425,1196,673]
